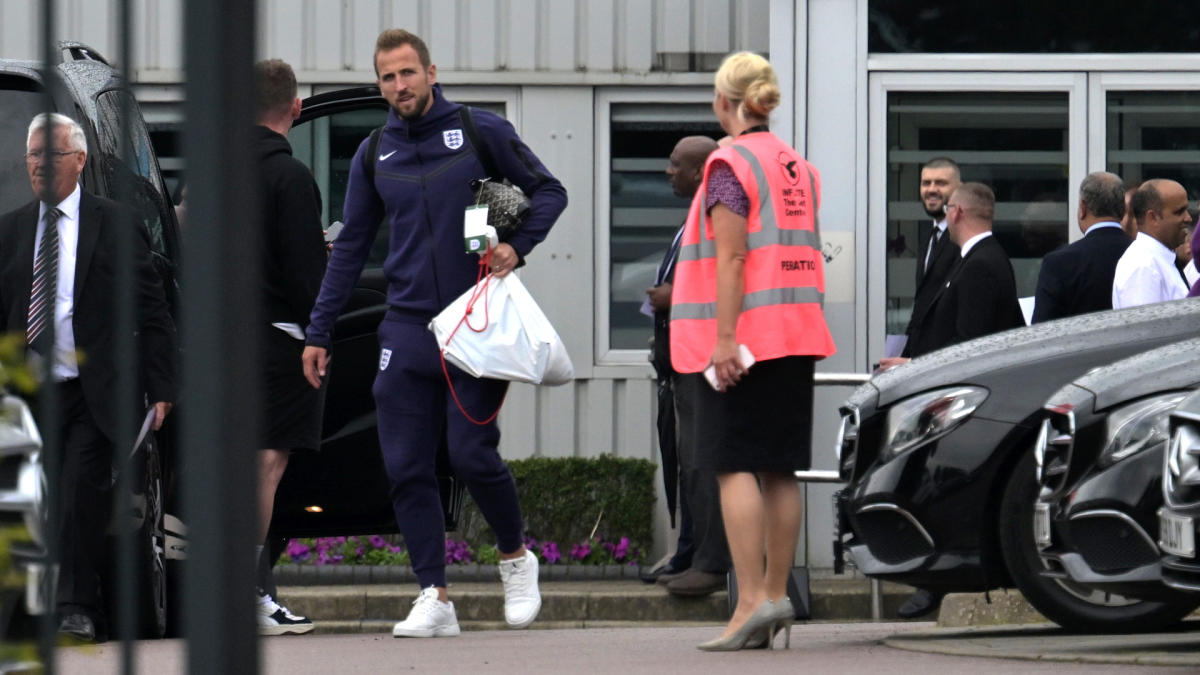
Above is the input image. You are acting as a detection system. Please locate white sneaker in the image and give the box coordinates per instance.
[257,590,314,636]
[499,549,541,629]
[392,586,461,638]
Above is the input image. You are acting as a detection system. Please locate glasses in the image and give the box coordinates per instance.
[943,202,959,216]
[25,149,79,162]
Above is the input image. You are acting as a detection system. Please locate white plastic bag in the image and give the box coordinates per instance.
[429,273,574,386]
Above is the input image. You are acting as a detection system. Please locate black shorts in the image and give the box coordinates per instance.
[261,327,325,452]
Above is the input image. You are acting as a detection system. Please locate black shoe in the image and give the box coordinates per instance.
[665,569,727,597]
[58,613,98,643]
[640,561,687,585]
[897,588,945,619]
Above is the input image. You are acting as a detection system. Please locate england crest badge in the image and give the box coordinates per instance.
[379,348,392,371]
[443,129,464,150]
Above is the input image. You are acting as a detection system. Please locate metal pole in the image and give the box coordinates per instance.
[870,579,883,621]
[182,0,261,672]
[35,1,59,671]
[113,0,139,669]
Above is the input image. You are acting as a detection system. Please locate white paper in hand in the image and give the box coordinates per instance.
[429,273,574,386]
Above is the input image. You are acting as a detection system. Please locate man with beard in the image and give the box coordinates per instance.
[302,29,566,638]
[903,157,962,357]
[882,156,961,619]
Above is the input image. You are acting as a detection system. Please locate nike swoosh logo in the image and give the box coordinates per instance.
[379,150,397,161]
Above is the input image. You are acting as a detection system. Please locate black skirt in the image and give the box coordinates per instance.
[684,355,814,473]
[261,326,326,452]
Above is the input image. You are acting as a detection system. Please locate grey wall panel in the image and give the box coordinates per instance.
[615,0,653,72]
[536,384,575,458]
[260,0,305,69]
[693,0,729,54]
[656,0,691,53]
[504,0,538,71]
[583,0,615,73]
[541,0,577,71]
[312,0,346,71]
[578,378,615,457]
[499,384,538,460]
[428,1,458,69]
[463,0,499,70]
[513,86,595,380]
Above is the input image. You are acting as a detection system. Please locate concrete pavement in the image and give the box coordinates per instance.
[272,574,916,632]
[56,622,1182,674]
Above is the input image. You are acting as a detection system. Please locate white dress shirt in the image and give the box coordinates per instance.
[1112,231,1189,309]
[958,231,993,258]
[33,183,81,380]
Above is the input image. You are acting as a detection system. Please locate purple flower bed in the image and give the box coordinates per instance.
[279,534,643,566]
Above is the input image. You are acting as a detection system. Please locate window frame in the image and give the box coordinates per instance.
[594,86,715,366]
[866,71,1088,363]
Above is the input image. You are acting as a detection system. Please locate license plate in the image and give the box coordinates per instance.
[1158,508,1196,558]
[1034,502,1051,548]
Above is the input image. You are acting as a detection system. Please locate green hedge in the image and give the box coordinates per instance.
[456,455,656,552]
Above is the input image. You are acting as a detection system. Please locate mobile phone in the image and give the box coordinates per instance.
[703,344,756,391]
[324,220,345,242]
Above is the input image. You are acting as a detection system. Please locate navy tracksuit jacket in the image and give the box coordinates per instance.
[307,85,567,587]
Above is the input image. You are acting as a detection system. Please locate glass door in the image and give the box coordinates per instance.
[1091,73,1200,222]
[867,72,1087,358]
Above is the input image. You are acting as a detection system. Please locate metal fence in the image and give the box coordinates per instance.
[13,1,260,672]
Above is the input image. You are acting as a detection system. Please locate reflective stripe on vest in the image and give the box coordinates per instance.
[672,286,826,320]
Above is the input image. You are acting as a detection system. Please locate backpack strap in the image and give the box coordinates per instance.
[458,106,501,181]
[362,125,385,186]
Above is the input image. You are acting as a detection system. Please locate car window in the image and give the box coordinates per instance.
[0,75,44,215]
[93,88,175,260]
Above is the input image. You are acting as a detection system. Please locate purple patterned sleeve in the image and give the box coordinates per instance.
[706,160,750,218]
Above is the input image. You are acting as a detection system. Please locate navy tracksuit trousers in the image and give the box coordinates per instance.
[375,313,525,588]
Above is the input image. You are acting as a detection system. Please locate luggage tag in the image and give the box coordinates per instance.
[464,204,498,254]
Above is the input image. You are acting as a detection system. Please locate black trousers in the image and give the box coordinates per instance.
[673,374,731,574]
[52,378,113,621]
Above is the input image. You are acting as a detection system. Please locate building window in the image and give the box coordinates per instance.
[605,102,722,356]
[1107,91,1200,199]
[884,91,1069,335]
[869,3,1200,53]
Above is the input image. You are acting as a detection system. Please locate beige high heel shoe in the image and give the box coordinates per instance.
[697,598,782,652]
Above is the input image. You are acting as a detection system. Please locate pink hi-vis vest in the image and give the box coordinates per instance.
[669,132,836,374]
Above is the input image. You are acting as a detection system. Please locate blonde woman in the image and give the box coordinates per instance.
[670,52,835,651]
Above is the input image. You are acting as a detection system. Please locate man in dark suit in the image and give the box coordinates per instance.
[1032,172,1132,323]
[886,157,962,620]
[906,157,963,352]
[902,182,1025,358]
[0,113,176,642]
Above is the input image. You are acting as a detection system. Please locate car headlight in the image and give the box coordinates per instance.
[0,395,42,457]
[883,386,988,461]
[19,452,45,547]
[1099,392,1188,467]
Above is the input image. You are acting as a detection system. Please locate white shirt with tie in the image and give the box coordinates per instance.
[1112,231,1189,309]
[33,183,81,380]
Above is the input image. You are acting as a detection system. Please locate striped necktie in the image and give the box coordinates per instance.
[27,207,63,354]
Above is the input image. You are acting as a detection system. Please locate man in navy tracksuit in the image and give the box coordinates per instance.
[301,29,566,637]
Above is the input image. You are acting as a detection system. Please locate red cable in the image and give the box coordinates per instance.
[440,246,507,425]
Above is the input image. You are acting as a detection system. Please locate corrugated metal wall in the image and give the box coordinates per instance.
[0,0,767,77]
